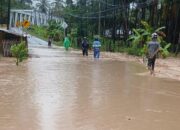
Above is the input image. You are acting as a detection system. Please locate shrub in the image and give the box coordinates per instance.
[10,42,28,66]
[127,21,171,58]
[160,43,171,58]
[127,46,142,56]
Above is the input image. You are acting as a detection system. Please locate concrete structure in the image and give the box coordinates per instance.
[9,9,67,28]
[0,29,27,56]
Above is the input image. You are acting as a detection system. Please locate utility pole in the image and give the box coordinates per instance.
[104,0,107,32]
[86,10,88,36]
[104,0,107,51]
[98,1,101,36]
[112,0,116,51]
[7,0,11,30]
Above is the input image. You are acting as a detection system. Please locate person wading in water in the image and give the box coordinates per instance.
[147,33,160,75]
[81,37,89,56]
[63,37,71,51]
[93,37,101,59]
[48,36,52,47]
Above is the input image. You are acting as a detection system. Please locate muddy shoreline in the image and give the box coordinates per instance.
[101,52,180,81]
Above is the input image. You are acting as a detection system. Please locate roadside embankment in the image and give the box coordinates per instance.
[101,52,180,81]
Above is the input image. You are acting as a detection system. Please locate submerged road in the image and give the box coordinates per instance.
[0,36,180,130]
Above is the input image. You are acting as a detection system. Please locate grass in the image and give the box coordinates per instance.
[27,30,48,42]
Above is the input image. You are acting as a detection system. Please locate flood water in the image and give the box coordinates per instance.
[0,42,180,130]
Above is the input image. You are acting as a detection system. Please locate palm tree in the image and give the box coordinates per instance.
[51,0,64,17]
[36,0,50,14]
[66,0,73,7]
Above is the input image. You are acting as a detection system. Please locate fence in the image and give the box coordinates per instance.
[2,40,18,57]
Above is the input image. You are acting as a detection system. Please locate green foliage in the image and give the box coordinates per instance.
[141,21,153,33]
[127,47,142,56]
[160,43,171,58]
[28,21,65,46]
[155,27,166,32]
[0,0,32,25]
[127,21,171,57]
[141,44,148,56]
[71,28,77,37]
[28,25,47,38]
[47,20,64,41]
[10,42,28,66]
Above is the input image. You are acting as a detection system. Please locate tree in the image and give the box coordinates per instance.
[66,0,73,8]
[20,0,32,4]
[36,0,50,14]
[51,0,64,17]
[47,0,180,54]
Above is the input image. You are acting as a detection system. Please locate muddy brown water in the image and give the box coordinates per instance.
[0,46,180,130]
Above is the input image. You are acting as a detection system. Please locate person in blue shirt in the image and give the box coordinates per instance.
[93,38,101,58]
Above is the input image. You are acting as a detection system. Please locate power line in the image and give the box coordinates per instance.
[55,0,117,7]
[63,0,155,19]
[63,0,155,16]
[99,0,118,6]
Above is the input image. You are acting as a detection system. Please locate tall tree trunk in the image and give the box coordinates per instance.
[150,0,158,28]
[142,7,146,20]
[166,1,172,44]
[122,0,129,42]
[154,0,158,28]
[175,33,180,56]
[135,9,138,28]
[175,4,180,55]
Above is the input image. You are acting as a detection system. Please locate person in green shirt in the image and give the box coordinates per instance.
[63,37,71,51]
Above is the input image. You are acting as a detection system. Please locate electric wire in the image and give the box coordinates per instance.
[63,0,156,19]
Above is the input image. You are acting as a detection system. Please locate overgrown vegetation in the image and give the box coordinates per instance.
[127,21,171,57]
[10,42,28,66]
[3,0,178,57]
[61,0,179,55]
[28,25,47,39]
[0,0,32,25]
[47,20,64,41]
[28,20,64,44]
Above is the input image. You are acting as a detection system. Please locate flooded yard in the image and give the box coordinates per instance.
[0,43,180,130]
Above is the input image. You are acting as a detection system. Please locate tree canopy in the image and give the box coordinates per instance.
[0,0,179,54]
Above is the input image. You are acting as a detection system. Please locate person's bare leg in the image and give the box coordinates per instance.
[152,70,155,76]
[148,66,153,75]
[150,68,153,75]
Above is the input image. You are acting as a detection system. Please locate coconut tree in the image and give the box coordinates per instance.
[66,0,73,7]
[36,0,50,14]
[51,0,64,17]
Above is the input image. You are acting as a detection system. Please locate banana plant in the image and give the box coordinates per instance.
[160,43,171,58]
[127,21,170,57]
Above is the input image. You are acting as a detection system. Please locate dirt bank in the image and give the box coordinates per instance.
[101,52,180,81]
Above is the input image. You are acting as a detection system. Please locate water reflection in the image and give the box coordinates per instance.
[0,46,180,130]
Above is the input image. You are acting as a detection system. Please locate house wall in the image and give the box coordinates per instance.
[0,30,27,55]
